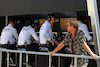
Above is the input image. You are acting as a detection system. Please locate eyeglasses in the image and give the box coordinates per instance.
[66,25,70,27]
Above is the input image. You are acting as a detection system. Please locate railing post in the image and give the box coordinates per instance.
[15,53,17,65]
[35,54,37,67]
[7,52,9,67]
[49,55,52,67]
[58,56,60,67]
[19,53,22,67]
[74,57,77,67]
[0,51,2,67]
[26,53,28,67]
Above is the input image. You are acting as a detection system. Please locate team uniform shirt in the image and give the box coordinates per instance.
[1,24,18,44]
[78,21,92,41]
[18,25,39,45]
[39,21,55,44]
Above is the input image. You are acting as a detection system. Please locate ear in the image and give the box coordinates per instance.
[71,25,73,28]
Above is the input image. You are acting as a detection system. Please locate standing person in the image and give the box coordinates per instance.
[18,20,39,47]
[0,19,18,47]
[50,18,98,67]
[39,14,59,48]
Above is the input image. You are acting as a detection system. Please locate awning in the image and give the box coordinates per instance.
[0,0,86,16]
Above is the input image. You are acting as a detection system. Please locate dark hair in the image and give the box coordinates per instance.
[8,19,15,23]
[32,23,38,27]
[46,14,55,21]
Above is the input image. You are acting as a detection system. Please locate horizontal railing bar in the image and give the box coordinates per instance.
[0,49,100,60]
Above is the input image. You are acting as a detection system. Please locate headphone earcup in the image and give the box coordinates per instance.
[47,16,51,21]
[47,17,51,21]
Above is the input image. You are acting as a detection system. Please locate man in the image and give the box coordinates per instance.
[39,14,59,47]
[0,19,18,47]
[0,19,18,67]
[78,20,93,41]
[18,20,39,47]
[50,18,97,67]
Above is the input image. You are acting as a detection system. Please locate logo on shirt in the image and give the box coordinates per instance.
[22,28,29,31]
[3,28,10,31]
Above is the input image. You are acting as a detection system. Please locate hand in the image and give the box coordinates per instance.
[54,40,59,45]
[91,53,98,60]
[50,51,55,56]
[50,40,54,46]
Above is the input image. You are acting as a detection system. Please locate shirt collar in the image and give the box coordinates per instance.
[74,29,77,37]
[69,29,77,38]
[24,25,32,28]
[45,20,51,26]
[8,24,13,27]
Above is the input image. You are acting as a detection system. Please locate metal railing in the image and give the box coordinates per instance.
[0,48,100,67]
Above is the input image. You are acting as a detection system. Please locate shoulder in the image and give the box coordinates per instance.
[29,27,35,31]
[12,27,17,31]
[42,22,50,29]
[77,30,84,35]
[79,22,87,28]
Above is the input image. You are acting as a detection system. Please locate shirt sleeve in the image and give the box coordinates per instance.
[13,28,18,40]
[62,33,69,46]
[29,28,39,41]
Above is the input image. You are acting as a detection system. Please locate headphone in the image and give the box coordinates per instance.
[32,23,38,27]
[47,14,54,21]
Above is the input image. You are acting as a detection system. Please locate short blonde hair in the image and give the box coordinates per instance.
[67,18,78,29]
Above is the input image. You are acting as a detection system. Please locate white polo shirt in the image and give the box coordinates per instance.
[78,21,92,41]
[1,24,18,44]
[18,25,39,45]
[39,21,55,44]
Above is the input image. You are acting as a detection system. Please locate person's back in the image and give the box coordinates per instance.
[18,26,32,45]
[18,25,39,46]
[78,21,92,41]
[39,21,52,44]
[1,24,18,44]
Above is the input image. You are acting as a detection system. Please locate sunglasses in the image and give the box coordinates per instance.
[66,25,70,27]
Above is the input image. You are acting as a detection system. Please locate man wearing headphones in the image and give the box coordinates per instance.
[18,20,39,47]
[39,14,59,48]
[0,19,18,47]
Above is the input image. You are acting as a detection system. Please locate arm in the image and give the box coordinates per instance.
[89,38,93,42]
[54,40,59,45]
[13,28,18,40]
[29,28,39,41]
[82,42,98,60]
[50,42,65,55]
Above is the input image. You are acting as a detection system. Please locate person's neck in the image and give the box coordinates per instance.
[9,23,14,27]
[48,21,52,25]
[71,28,76,35]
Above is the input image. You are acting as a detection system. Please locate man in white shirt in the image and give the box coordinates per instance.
[0,19,18,47]
[78,21,93,41]
[18,20,39,47]
[39,14,59,47]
